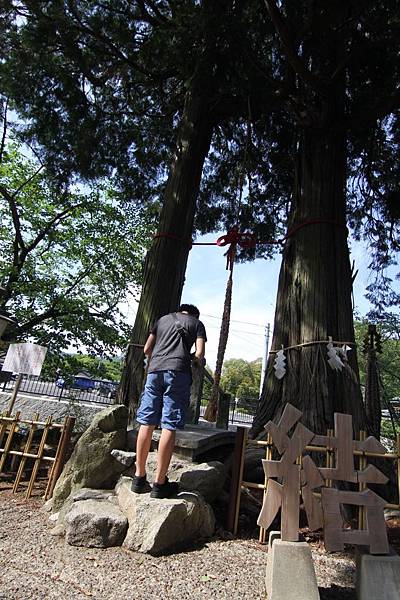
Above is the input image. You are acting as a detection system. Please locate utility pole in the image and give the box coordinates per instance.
[259,323,271,396]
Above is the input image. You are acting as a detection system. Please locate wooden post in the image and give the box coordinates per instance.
[226,426,247,533]
[326,428,333,487]
[216,391,231,430]
[7,373,23,414]
[12,412,39,493]
[358,430,367,530]
[397,433,400,511]
[187,361,205,424]
[45,415,75,499]
[26,415,52,498]
[0,411,10,449]
[259,433,272,544]
[0,411,21,474]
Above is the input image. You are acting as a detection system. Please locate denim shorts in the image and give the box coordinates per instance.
[136,370,191,430]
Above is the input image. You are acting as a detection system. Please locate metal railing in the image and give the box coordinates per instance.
[1,374,116,406]
[199,395,258,425]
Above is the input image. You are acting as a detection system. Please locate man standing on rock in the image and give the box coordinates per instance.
[133,304,207,498]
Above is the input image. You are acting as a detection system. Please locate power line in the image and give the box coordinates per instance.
[202,313,266,328]
[228,331,263,348]
[204,323,265,336]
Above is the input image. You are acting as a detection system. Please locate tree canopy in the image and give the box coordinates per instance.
[2,2,400,290]
[0,1,284,244]
[0,137,152,355]
[1,2,400,428]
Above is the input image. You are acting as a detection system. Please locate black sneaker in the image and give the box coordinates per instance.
[131,475,150,493]
[150,476,179,499]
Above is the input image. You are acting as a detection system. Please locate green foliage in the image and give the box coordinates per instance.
[2,2,400,281]
[0,1,286,250]
[0,140,152,355]
[41,352,123,382]
[219,358,261,407]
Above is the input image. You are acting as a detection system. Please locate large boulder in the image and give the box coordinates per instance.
[52,405,128,511]
[135,453,227,504]
[116,476,215,555]
[169,460,227,503]
[65,499,128,548]
[50,489,119,536]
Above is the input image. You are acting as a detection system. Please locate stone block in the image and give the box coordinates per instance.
[266,531,320,600]
[65,499,128,548]
[152,423,235,461]
[356,546,400,600]
[115,476,215,555]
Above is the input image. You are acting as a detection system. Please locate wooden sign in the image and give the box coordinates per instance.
[256,403,390,555]
[2,342,47,376]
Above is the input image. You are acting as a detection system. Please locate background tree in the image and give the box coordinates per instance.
[219,358,261,409]
[41,352,123,382]
[0,137,151,355]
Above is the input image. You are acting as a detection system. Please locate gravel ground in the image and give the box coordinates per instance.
[0,491,356,600]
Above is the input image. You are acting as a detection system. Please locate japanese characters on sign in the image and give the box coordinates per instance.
[2,342,47,376]
[257,404,390,555]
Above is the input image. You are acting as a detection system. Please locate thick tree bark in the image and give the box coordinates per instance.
[250,121,367,437]
[118,88,213,415]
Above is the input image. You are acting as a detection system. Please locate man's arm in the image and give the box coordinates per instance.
[144,333,156,357]
[194,337,205,362]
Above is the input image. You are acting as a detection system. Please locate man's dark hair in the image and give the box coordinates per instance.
[178,304,200,318]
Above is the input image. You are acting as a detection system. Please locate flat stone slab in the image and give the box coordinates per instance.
[266,531,320,600]
[356,546,400,600]
[151,423,236,460]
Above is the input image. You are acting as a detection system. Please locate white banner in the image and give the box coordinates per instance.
[2,342,47,376]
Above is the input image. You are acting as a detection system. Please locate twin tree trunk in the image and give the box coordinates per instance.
[118,89,213,415]
[250,122,367,438]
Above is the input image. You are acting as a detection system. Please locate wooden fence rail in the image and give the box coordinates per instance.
[0,412,75,499]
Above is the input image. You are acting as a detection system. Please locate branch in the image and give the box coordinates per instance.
[25,201,82,254]
[11,164,43,199]
[0,184,25,251]
[15,262,99,334]
[263,0,327,97]
[0,98,8,165]
[16,306,67,334]
[137,0,168,26]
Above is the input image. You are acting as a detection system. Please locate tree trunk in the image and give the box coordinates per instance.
[118,88,213,416]
[250,121,366,437]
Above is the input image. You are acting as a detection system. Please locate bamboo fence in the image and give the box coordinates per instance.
[0,411,75,499]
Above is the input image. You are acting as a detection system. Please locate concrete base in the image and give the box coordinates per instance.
[266,531,320,600]
[356,546,400,600]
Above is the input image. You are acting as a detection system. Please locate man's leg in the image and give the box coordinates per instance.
[154,428,176,484]
[134,372,163,491]
[150,371,191,498]
[135,424,156,477]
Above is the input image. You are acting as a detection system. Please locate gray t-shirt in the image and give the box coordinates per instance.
[148,312,207,373]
